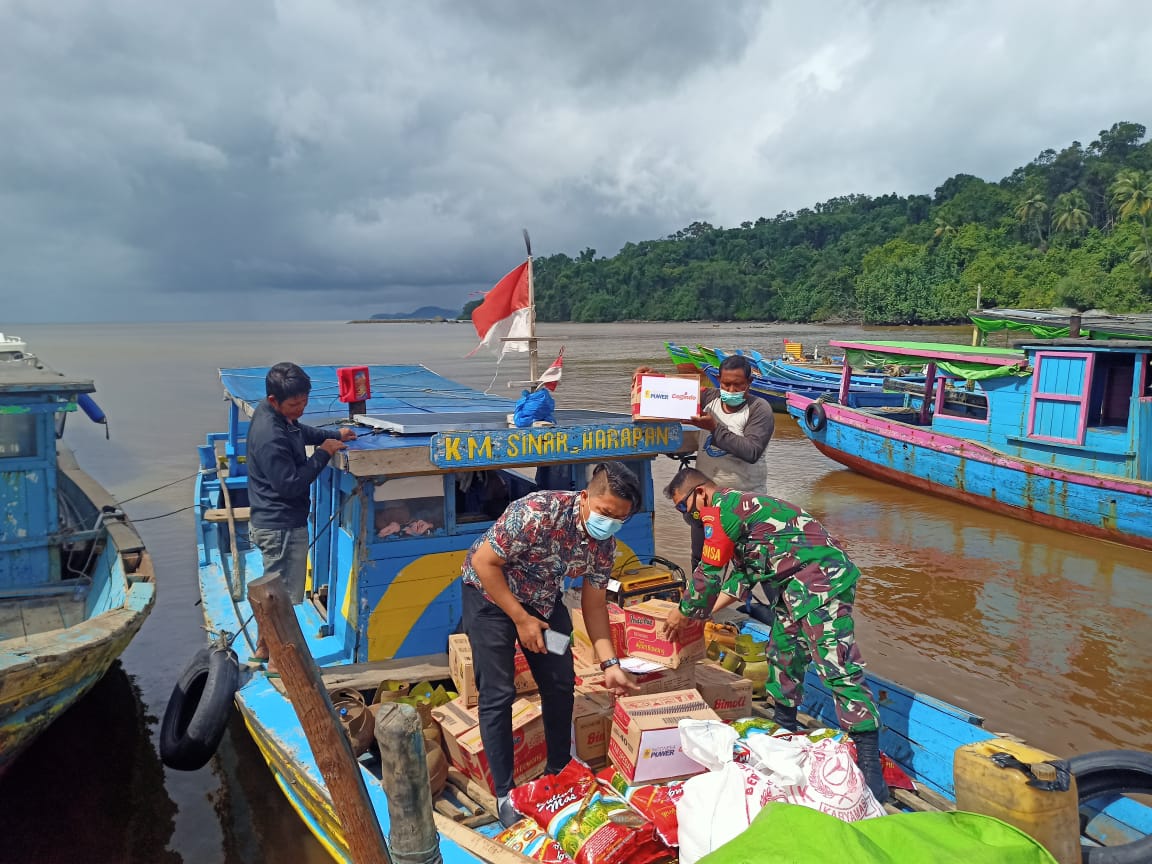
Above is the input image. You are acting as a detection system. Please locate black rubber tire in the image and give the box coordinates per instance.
[159,647,239,771]
[1069,749,1152,864]
[804,401,827,432]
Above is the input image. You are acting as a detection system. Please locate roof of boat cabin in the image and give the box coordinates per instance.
[217,365,684,473]
[0,362,94,395]
[1012,338,1152,351]
[829,340,1028,367]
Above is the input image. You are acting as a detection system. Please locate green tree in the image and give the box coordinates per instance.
[1111,170,1152,276]
[1015,193,1048,246]
[1052,190,1090,236]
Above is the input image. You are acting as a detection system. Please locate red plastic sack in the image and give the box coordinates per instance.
[596,767,684,847]
[509,762,671,864]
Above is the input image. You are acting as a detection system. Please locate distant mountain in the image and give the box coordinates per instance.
[370,306,458,320]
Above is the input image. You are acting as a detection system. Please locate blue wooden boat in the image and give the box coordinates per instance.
[184,361,1151,862]
[0,358,155,771]
[787,339,1152,551]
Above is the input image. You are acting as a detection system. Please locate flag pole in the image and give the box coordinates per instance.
[523,228,539,384]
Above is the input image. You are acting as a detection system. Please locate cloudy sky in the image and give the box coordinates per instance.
[3,0,1151,322]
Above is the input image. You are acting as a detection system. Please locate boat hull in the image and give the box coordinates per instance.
[787,395,1152,551]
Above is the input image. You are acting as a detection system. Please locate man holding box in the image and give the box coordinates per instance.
[659,465,890,803]
[461,462,642,827]
[636,355,773,569]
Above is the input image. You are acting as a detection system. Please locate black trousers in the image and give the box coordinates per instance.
[461,584,575,797]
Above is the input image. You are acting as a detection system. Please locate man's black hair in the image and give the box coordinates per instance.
[663,466,712,501]
[718,354,754,380]
[266,362,312,402]
[587,461,643,516]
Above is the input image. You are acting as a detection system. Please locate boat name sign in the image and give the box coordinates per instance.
[430,422,682,468]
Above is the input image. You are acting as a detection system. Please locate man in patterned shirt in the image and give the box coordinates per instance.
[461,462,642,827]
[659,465,889,802]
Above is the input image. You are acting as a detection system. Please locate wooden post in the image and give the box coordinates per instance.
[247,575,392,864]
[838,361,852,406]
[920,363,937,425]
[971,284,984,347]
[1069,314,1082,338]
[375,703,443,864]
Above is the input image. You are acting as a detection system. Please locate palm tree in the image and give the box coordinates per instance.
[1052,191,1090,236]
[1015,194,1048,246]
[1112,171,1152,277]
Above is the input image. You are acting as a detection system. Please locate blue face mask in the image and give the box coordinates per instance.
[585,510,624,540]
[719,390,747,408]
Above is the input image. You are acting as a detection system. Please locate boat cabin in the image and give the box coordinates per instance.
[831,339,1152,481]
[196,365,694,667]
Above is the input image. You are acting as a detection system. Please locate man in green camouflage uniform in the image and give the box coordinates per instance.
[660,466,889,801]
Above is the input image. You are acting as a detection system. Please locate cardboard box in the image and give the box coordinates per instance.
[695,661,754,721]
[568,599,627,659]
[623,599,706,669]
[570,691,616,767]
[448,633,538,707]
[632,373,700,421]
[431,696,547,793]
[608,689,720,784]
[632,661,697,696]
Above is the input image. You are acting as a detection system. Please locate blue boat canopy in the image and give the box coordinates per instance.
[831,341,1031,381]
[219,365,690,476]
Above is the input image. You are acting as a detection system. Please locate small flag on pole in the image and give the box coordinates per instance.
[467,261,531,357]
[536,347,564,391]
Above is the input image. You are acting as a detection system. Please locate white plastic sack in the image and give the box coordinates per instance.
[744,734,886,822]
[677,761,778,864]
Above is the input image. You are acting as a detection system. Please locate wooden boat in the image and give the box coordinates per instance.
[787,339,1152,551]
[0,359,155,771]
[183,360,1152,862]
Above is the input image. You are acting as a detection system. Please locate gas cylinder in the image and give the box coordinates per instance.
[953,739,1080,864]
[733,634,770,697]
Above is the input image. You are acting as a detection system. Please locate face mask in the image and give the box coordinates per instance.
[719,390,747,408]
[585,510,624,540]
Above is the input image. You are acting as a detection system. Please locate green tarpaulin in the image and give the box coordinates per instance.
[841,341,1031,381]
[699,803,1059,864]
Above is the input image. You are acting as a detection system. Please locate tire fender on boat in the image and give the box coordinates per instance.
[804,401,828,432]
[159,647,239,771]
[1069,749,1152,864]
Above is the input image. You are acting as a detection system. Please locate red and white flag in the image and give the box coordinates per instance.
[468,261,532,357]
[536,347,564,391]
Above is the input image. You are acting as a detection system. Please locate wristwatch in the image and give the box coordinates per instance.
[599,657,620,671]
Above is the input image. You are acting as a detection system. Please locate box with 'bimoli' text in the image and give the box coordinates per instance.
[623,599,706,669]
[608,689,719,784]
[694,661,754,721]
[448,633,537,707]
[570,691,616,768]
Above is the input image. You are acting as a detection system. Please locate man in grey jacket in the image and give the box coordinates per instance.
[246,362,356,665]
[637,354,773,568]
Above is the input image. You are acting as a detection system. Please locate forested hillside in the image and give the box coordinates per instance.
[526,122,1152,325]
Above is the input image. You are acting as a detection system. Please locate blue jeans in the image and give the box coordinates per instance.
[250,526,310,604]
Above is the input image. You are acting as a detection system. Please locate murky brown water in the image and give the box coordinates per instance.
[1,320,1149,862]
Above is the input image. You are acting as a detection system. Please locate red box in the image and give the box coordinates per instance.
[337,365,371,403]
[623,599,705,669]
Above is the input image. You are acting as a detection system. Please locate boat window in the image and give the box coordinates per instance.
[373,475,445,540]
[0,413,38,459]
[1028,352,1093,445]
[1087,353,1137,428]
[935,380,988,423]
[454,470,512,524]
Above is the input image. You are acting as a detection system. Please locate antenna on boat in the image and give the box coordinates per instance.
[523,228,539,384]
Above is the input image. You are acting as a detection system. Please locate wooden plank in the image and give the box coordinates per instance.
[204,507,252,523]
[320,654,451,691]
[247,575,392,864]
[57,598,86,628]
[446,768,498,814]
[0,603,26,641]
[21,599,65,636]
[893,788,943,813]
[432,813,536,864]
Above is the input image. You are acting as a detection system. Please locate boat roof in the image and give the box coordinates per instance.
[970,307,1152,340]
[830,340,1028,367]
[1014,338,1152,351]
[219,364,690,476]
[0,362,94,396]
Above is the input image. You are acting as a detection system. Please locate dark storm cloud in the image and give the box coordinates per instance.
[2,0,1150,321]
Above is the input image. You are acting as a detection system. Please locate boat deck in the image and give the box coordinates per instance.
[0,594,87,642]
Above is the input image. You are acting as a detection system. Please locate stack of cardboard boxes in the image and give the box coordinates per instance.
[435,596,758,791]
